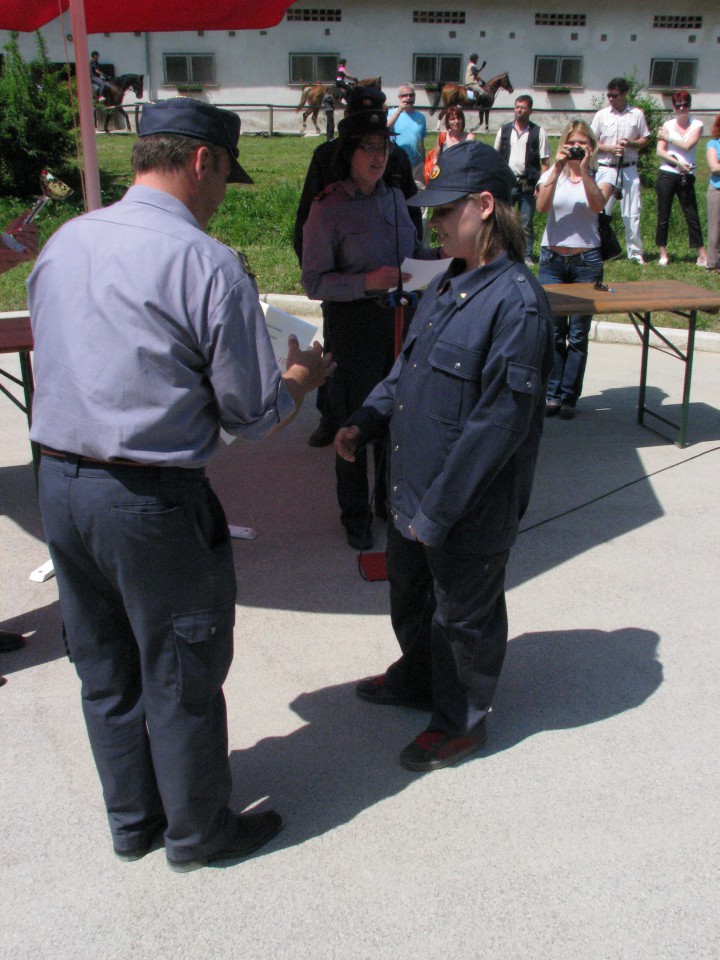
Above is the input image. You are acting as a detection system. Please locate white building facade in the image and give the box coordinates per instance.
[3,1,719,132]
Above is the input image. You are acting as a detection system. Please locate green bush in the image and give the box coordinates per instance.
[0,32,74,197]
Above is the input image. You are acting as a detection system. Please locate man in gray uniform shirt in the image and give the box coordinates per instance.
[27,99,333,872]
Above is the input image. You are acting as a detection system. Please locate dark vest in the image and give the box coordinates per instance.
[498,121,542,185]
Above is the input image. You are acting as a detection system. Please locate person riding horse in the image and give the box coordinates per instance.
[464,54,486,102]
[90,51,109,102]
[335,59,358,102]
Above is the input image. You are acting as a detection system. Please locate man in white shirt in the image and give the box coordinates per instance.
[591,77,650,264]
[494,95,550,265]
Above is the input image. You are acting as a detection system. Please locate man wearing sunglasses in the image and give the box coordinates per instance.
[591,77,650,264]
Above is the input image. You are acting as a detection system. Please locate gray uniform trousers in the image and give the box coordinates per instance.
[39,454,239,862]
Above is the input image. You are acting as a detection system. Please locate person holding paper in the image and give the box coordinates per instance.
[335,142,553,771]
[302,108,439,551]
[27,99,333,872]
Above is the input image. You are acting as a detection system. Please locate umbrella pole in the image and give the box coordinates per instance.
[68,0,103,211]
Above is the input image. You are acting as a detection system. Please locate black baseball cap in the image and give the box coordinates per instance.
[345,85,387,115]
[138,98,252,184]
[409,140,514,206]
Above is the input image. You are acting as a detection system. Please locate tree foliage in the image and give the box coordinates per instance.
[0,32,75,197]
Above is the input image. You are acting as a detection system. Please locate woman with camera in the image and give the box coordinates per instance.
[536,120,615,419]
[655,91,707,267]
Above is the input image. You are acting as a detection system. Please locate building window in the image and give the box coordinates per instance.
[413,53,462,85]
[653,15,702,29]
[413,11,466,24]
[533,55,583,87]
[287,8,342,21]
[163,53,216,85]
[649,58,698,88]
[289,53,339,84]
[534,13,586,26]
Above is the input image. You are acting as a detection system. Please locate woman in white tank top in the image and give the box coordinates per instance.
[535,120,615,418]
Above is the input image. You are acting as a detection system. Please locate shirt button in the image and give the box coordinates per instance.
[517,275,526,282]
[427,322,432,327]
[211,627,216,635]
[412,363,417,369]
[454,362,461,369]
[393,485,398,492]
[526,380,532,388]
[398,404,404,411]
[459,292,467,299]
[394,444,399,451]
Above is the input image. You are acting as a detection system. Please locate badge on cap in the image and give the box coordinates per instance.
[429,165,441,180]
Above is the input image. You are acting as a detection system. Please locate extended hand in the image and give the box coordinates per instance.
[285,336,336,392]
[334,425,360,462]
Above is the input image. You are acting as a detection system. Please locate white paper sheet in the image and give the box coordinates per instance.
[220,303,320,446]
[392,257,453,292]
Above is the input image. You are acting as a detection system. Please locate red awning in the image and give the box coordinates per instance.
[0,0,292,33]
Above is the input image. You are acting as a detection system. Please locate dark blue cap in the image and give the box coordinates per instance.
[345,85,387,114]
[139,98,252,184]
[408,140,514,206]
[338,109,389,140]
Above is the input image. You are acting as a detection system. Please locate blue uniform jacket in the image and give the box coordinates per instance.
[347,253,554,554]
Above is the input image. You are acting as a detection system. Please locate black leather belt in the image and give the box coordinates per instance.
[41,447,152,467]
[599,162,636,168]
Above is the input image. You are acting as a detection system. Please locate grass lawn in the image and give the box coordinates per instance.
[1,132,718,330]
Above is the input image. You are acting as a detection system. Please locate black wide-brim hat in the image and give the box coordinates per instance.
[408,140,514,206]
[139,98,253,184]
[337,109,389,141]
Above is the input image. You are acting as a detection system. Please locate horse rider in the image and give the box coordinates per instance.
[464,54,486,102]
[90,50,109,102]
[335,59,357,101]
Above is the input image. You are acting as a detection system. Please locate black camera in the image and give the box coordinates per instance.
[567,146,585,160]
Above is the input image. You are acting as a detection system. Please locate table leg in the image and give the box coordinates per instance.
[18,349,39,477]
[677,311,697,449]
[637,312,651,427]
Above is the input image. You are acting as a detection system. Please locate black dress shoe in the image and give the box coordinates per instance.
[558,404,576,420]
[356,674,432,711]
[166,810,283,873]
[0,630,25,653]
[113,821,166,862]
[308,418,338,447]
[345,524,373,551]
[399,723,486,772]
[544,401,561,418]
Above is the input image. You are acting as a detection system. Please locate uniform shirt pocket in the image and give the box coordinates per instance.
[173,601,235,712]
[493,361,543,430]
[426,339,483,424]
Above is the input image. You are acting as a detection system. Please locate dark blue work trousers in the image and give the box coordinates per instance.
[39,455,238,862]
[385,521,509,736]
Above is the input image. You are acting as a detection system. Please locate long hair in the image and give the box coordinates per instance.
[467,195,525,265]
[710,113,720,139]
[557,119,599,176]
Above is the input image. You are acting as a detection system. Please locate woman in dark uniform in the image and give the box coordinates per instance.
[302,109,437,549]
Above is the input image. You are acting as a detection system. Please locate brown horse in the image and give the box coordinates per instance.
[96,74,144,134]
[436,72,514,131]
[296,77,382,134]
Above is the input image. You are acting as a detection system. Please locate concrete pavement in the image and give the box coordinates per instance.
[1,333,719,960]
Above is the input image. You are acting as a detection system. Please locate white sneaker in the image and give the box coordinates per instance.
[696,255,708,267]
[629,255,646,265]
[658,256,668,266]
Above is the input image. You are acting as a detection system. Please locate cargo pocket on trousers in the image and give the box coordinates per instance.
[173,601,235,711]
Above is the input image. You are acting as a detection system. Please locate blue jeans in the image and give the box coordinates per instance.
[538,247,603,406]
[511,185,536,259]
